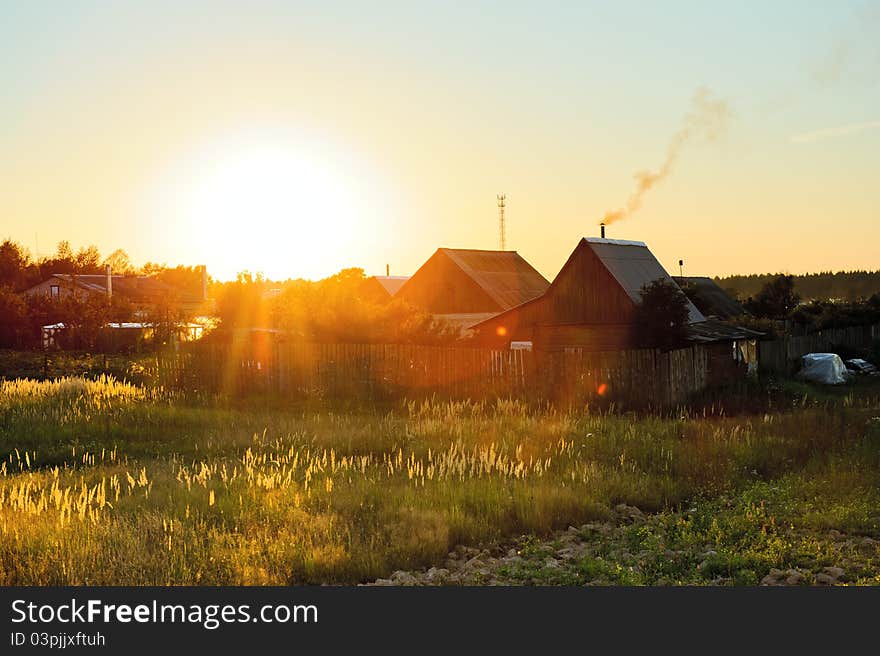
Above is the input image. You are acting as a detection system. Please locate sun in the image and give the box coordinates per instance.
[149,129,389,281]
[182,142,360,280]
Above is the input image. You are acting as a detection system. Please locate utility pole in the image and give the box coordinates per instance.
[497,194,507,250]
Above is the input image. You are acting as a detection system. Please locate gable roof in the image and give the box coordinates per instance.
[39,274,202,305]
[437,248,550,310]
[674,276,745,319]
[583,238,705,323]
[371,275,410,296]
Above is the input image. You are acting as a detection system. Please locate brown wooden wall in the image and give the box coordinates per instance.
[396,251,502,314]
[532,323,634,352]
[473,240,637,345]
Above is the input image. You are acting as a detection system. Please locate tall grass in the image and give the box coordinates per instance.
[0,376,877,584]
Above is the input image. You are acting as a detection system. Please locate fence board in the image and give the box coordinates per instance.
[153,340,753,407]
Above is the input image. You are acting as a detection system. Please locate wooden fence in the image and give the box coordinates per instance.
[154,341,713,407]
[758,323,880,374]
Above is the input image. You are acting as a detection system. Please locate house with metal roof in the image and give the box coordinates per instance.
[23,266,207,315]
[471,237,759,353]
[674,276,746,319]
[395,248,550,331]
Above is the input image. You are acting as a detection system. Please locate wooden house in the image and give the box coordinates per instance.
[23,265,207,316]
[471,238,703,350]
[395,248,550,331]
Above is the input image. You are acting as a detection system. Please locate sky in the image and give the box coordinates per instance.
[1,1,878,281]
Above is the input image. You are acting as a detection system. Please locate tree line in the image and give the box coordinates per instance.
[717,270,880,303]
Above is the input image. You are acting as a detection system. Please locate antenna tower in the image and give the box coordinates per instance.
[496,194,507,250]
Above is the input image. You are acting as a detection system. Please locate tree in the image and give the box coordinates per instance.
[103,249,135,275]
[74,245,103,274]
[744,274,800,319]
[0,286,28,347]
[0,240,33,290]
[634,279,691,349]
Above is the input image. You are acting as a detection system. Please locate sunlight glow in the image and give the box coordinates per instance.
[151,129,390,281]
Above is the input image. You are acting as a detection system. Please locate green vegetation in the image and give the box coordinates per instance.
[1,375,878,585]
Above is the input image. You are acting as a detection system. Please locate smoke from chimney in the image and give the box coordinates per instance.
[599,87,731,227]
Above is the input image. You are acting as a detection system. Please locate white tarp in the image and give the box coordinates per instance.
[797,353,849,385]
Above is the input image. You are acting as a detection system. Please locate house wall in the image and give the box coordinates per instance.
[473,241,638,346]
[396,251,503,314]
[22,277,101,301]
[532,323,635,352]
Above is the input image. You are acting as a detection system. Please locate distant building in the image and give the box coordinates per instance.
[23,265,208,315]
[674,276,746,319]
[359,275,410,303]
[395,248,550,331]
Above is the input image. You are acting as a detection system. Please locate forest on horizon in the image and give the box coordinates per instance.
[716,271,880,302]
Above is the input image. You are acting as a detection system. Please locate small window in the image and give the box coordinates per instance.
[50,285,60,298]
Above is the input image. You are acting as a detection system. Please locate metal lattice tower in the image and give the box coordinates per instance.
[496,194,507,250]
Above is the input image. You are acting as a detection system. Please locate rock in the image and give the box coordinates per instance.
[822,566,845,581]
[760,568,785,586]
[390,571,419,586]
[815,573,836,585]
[507,548,518,558]
[556,547,577,561]
[544,557,560,568]
[614,504,644,522]
[784,569,804,585]
[373,578,394,586]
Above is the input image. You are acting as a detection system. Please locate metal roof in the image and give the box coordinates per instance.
[584,240,705,323]
[45,274,202,304]
[674,276,746,319]
[686,318,764,343]
[372,275,410,296]
[438,248,550,310]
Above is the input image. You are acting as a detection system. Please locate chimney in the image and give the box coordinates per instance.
[600,223,606,239]
[201,265,208,302]
[386,263,390,277]
[105,264,112,298]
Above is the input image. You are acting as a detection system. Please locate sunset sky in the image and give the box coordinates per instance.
[1,1,878,282]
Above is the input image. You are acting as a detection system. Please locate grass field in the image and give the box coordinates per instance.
[0,375,878,585]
